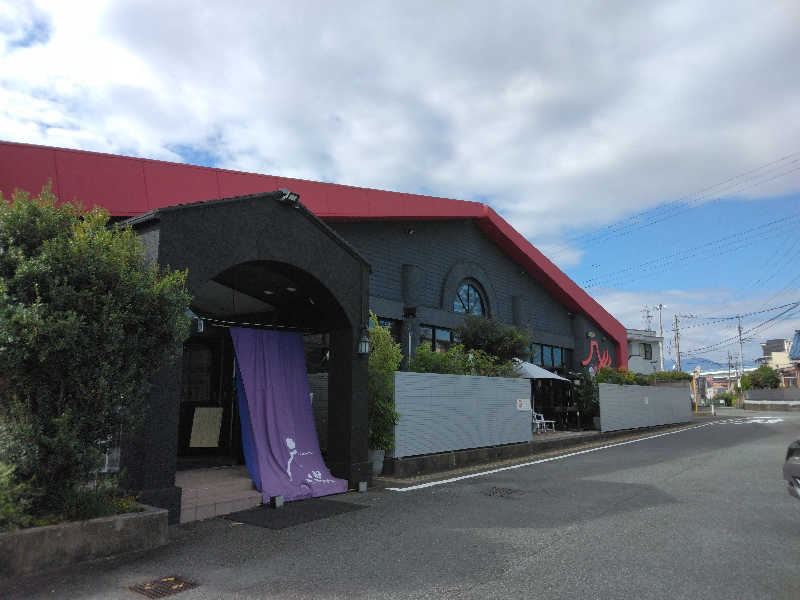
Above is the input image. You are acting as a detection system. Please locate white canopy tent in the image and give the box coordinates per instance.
[513,359,571,382]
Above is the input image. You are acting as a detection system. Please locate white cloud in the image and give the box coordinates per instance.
[1,1,799,307]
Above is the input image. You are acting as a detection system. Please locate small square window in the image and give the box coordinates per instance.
[531,344,542,366]
[435,328,454,353]
[543,346,554,368]
[420,326,433,350]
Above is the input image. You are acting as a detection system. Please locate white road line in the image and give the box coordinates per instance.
[387,422,716,492]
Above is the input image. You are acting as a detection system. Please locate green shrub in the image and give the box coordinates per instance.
[58,485,143,523]
[0,462,34,531]
[715,391,735,406]
[455,315,530,362]
[573,369,599,419]
[595,366,642,385]
[648,370,692,383]
[368,314,402,450]
[742,365,781,390]
[0,184,190,519]
[409,343,517,377]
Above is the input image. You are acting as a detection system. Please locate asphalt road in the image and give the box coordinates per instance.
[7,412,800,600]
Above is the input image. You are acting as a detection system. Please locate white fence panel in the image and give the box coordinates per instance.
[393,372,532,458]
[599,383,691,432]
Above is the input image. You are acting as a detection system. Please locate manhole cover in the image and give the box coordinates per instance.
[486,486,519,498]
[130,576,198,598]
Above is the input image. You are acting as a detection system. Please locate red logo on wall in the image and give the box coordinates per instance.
[581,340,612,368]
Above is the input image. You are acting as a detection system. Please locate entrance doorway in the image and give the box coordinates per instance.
[121,191,371,523]
[176,259,352,494]
[177,332,239,469]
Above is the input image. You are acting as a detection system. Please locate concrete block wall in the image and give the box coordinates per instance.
[745,388,800,402]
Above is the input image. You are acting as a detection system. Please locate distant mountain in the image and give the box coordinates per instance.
[661,356,756,373]
[662,357,723,372]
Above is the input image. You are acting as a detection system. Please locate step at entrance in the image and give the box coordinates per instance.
[176,466,262,524]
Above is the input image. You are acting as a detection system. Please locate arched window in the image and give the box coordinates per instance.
[453,281,485,316]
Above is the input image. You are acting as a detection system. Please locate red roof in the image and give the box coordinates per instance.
[0,140,627,367]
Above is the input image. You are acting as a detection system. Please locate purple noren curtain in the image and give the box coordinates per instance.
[231,327,347,502]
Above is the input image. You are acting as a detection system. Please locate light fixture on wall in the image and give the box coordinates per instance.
[278,188,300,207]
[186,309,205,333]
[358,329,370,355]
[587,331,596,339]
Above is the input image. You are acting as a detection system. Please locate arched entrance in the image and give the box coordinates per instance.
[176,259,350,464]
[120,192,371,523]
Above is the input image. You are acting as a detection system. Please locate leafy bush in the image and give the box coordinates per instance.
[368,313,402,450]
[742,365,781,390]
[595,366,641,385]
[0,185,190,519]
[648,370,692,383]
[455,315,530,362]
[57,483,143,524]
[0,462,33,531]
[715,391,735,406]
[595,367,695,386]
[409,343,517,377]
[573,369,599,420]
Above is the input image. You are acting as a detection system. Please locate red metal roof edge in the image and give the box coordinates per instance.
[0,139,486,215]
[0,140,627,366]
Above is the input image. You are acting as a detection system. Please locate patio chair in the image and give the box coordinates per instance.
[533,412,556,433]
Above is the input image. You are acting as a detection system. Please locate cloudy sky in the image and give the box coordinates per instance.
[2,1,799,365]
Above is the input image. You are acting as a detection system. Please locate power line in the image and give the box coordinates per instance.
[746,229,800,292]
[561,152,800,246]
[671,300,800,330]
[681,302,800,355]
[582,213,800,288]
[548,152,800,259]
[583,213,800,287]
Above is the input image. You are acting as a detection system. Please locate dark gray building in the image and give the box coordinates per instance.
[0,140,629,523]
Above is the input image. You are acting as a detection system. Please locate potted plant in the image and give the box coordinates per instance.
[367,314,402,476]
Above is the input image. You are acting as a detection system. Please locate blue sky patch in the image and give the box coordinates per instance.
[167,144,220,168]
[8,16,51,49]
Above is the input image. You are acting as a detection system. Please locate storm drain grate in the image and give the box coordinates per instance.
[486,486,519,498]
[130,576,198,598]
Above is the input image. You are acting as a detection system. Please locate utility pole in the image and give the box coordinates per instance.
[727,350,733,393]
[737,315,744,391]
[674,314,681,371]
[655,303,665,371]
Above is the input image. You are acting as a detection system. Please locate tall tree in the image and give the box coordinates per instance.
[0,185,191,514]
[455,315,531,362]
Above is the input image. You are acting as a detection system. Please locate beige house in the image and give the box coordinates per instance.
[755,338,797,387]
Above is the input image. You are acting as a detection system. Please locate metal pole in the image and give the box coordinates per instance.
[727,351,732,393]
[656,303,665,371]
[737,315,744,391]
[674,315,681,371]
